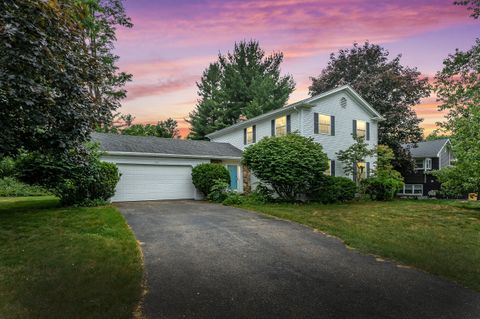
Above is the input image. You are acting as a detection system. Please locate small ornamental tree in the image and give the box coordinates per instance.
[242,134,329,201]
[336,137,374,185]
[191,163,230,196]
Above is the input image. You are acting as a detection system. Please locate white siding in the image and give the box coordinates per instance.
[210,90,379,180]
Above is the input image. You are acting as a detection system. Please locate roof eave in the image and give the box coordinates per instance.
[102,151,242,160]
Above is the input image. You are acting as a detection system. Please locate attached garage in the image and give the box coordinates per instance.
[92,133,243,202]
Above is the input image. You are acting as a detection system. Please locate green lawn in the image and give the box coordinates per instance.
[0,197,144,319]
[235,199,480,291]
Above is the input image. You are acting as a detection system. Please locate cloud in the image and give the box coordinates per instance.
[125,76,198,101]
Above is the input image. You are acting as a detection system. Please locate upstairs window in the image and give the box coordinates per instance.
[319,114,331,135]
[415,159,424,170]
[356,120,366,139]
[246,126,254,144]
[425,158,432,170]
[415,158,432,170]
[275,116,287,136]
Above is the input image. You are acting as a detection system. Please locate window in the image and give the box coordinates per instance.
[356,162,367,181]
[324,161,331,176]
[319,114,331,135]
[275,116,287,136]
[356,120,366,138]
[400,184,423,195]
[246,126,254,144]
[425,158,432,170]
[415,159,424,170]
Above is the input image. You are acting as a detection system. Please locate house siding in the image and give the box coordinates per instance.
[439,145,452,169]
[210,90,379,180]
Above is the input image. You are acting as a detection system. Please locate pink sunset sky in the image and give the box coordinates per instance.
[114,0,479,138]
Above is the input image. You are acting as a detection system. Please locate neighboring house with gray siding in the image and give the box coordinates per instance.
[400,138,454,196]
[207,85,384,191]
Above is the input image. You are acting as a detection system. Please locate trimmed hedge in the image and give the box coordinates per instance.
[192,163,230,196]
[310,176,357,204]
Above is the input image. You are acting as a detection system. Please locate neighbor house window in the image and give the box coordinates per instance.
[425,158,432,170]
[246,126,254,144]
[356,120,366,138]
[275,116,287,136]
[401,184,423,195]
[319,114,331,135]
[415,159,424,170]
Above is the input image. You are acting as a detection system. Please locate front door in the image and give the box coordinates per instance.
[227,165,238,190]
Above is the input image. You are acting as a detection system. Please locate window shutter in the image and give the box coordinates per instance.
[286,114,291,133]
[331,160,336,176]
[352,120,357,138]
[366,162,370,177]
[331,115,335,136]
[271,119,275,136]
[353,163,357,182]
[366,122,370,141]
[314,113,319,134]
[253,125,256,143]
[243,128,247,145]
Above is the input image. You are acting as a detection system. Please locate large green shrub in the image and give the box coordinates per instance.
[310,176,357,204]
[242,134,329,201]
[192,163,230,196]
[0,177,50,197]
[362,176,403,201]
[16,146,120,206]
[0,157,15,178]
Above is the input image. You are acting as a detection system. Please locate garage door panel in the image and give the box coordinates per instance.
[112,164,195,202]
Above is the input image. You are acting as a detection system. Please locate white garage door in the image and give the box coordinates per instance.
[112,164,195,202]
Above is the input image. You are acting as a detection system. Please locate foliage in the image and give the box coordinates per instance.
[249,183,275,203]
[310,176,357,204]
[188,40,295,139]
[362,176,403,201]
[207,179,230,202]
[433,39,480,194]
[0,0,131,157]
[235,200,480,291]
[432,166,471,197]
[309,42,430,173]
[16,146,120,206]
[425,131,451,141]
[242,134,329,201]
[222,192,245,205]
[0,177,50,197]
[121,118,180,138]
[336,137,374,184]
[454,0,480,18]
[192,163,230,196]
[0,196,143,319]
[0,157,15,178]
[96,113,136,133]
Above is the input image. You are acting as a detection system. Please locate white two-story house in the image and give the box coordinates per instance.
[93,85,383,202]
[207,85,384,192]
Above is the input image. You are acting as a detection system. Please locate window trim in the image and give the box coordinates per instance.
[399,184,423,196]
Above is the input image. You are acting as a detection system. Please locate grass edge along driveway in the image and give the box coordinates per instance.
[234,199,480,292]
[0,196,144,319]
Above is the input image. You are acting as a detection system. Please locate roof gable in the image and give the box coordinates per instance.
[206,85,384,139]
[402,139,450,158]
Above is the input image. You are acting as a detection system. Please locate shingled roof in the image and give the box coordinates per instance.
[402,139,450,158]
[91,133,242,159]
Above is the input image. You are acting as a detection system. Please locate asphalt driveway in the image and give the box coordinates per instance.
[116,201,480,319]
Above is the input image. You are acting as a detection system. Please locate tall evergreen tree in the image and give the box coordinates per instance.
[309,42,430,173]
[188,40,295,140]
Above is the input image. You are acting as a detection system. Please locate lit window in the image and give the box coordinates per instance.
[319,115,331,135]
[275,116,287,136]
[246,126,254,144]
[356,162,366,181]
[324,160,331,176]
[356,120,366,138]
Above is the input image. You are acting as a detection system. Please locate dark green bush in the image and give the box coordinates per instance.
[15,146,120,206]
[0,177,50,197]
[0,157,16,178]
[192,163,230,196]
[362,176,403,201]
[242,134,329,201]
[222,192,244,205]
[207,180,230,202]
[310,176,357,204]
